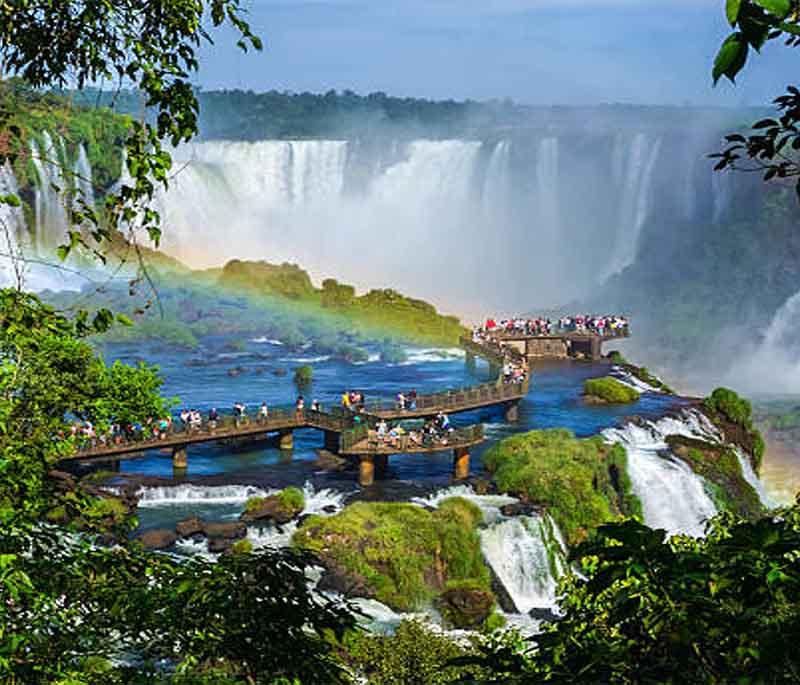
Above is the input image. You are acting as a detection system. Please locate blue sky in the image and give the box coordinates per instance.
[196,0,797,105]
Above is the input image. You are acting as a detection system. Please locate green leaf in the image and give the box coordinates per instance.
[727,0,743,25]
[0,193,21,208]
[115,314,133,327]
[713,33,749,84]
[754,0,791,18]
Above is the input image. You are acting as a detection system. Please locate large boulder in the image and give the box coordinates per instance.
[437,584,495,629]
[316,560,375,600]
[137,529,177,550]
[204,521,247,539]
[240,488,305,524]
[208,537,234,554]
[176,516,205,538]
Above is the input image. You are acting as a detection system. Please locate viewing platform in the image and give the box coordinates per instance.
[468,327,630,362]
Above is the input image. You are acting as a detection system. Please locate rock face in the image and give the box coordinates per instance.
[137,529,177,550]
[437,585,495,629]
[316,561,376,600]
[176,516,204,538]
[500,502,543,517]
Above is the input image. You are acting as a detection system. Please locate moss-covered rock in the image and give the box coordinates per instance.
[665,435,764,519]
[702,387,765,472]
[583,377,640,404]
[608,351,675,394]
[483,429,641,546]
[437,579,495,629]
[293,498,492,612]
[241,486,305,524]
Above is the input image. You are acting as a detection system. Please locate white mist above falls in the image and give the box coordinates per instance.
[7,129,741,317]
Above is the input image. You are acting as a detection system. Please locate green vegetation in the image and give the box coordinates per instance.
[278,486,306,514]
[230,539,253,555]
[703,387,765,471]
[342,619,486,684]
[665,435,763,519]
[473,508,800,683]
[583,376,639,404]
[483,429,641,545]
[293,365,314,386]
[44,258,466,355]
[293,498,492,614]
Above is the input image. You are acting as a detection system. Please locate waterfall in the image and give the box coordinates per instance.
[603,413,718,537]
[712,169,733,224]
[480,514,565,614]
[0,162,27,287]
[411,484,517,525]
[73,144,95,212]
[728,290,800,394]
[535,137,560,243]
[30,131,70,251]
[603,133,662,279]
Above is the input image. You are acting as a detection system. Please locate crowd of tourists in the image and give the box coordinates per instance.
[373,410,454,449]
[396,389,418,411]
[340,390,367,412]
[476,314,629,338]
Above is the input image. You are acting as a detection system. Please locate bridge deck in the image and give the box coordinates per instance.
[339,426,484,456]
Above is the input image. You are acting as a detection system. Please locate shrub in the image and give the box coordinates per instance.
[293,365,313,386]
[277,486,305,514]
[704,387,753,427]
[584,377,639,404]
[244,496,266,514]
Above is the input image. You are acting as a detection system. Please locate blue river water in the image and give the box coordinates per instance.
[104,336,684,494]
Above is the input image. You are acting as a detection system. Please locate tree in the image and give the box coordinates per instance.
[712,0,800,199]
[0,0,261,265]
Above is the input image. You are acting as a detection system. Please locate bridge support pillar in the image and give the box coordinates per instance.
[323,430,340,453]
[374,454,388,479]
[504,401,520,423]
[279,430,293,450]
[590,337,602,361]
[172,445,188,478]
[488,362,500,379]
[453,447,470,481]
[359,455,375,487]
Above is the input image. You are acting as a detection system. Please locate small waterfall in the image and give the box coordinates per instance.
[73,144,95,211]
[480,514,565,614]
[411,484,518,525]
[603,413,718,537]
[136,483,272,507]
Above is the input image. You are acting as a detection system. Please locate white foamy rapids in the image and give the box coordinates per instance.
[287,355,331,363]
[401,348,466,365]
[137,484,273,507]
[251,337,284,345]
[411,485,518,525]
[230,483,348,550]
[481,514,566,614]
[174,537,214,560]
[610,366,660,394]
[603,413,718,537]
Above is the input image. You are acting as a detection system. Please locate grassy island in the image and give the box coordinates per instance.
[293,498,495,626]
[583,376,640,404]
[483,429,641,546]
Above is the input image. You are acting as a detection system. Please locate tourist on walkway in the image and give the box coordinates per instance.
[208,407,219,429]
[408,389,417,411]
[258,402,269,423]
[295,396,305,420]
